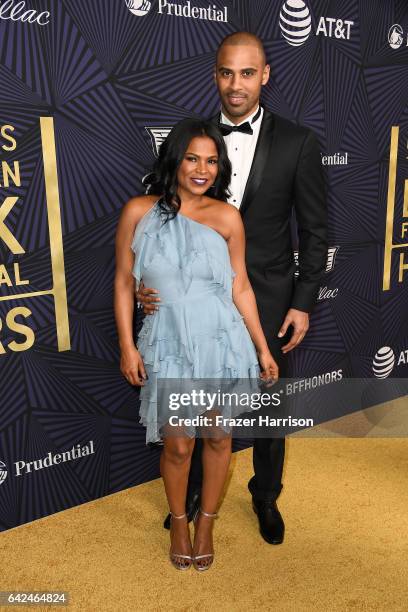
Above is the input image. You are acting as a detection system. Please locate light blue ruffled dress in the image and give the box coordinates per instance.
[131,200,261,444]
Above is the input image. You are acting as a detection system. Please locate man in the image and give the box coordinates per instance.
[137,32,328,544]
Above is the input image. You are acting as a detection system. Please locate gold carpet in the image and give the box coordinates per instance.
[1,397,408,612]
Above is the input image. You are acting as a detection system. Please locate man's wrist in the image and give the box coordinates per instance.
[289,306,309,315]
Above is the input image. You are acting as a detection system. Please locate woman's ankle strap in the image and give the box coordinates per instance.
[200,508,218,518]
[169,511,187,520]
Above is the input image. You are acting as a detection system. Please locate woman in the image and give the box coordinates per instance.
[114,118,278,572]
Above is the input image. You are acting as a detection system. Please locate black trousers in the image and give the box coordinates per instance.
[187,333,288,503]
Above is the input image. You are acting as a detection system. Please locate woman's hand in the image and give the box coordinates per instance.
[120,345,147,386]
[257,349,279,384]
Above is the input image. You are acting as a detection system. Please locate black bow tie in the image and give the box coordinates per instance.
[218,121,253,136]
[218,106,262,136]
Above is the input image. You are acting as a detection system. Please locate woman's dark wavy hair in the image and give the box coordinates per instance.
[147,118,232,220]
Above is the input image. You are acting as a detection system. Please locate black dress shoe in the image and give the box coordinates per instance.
[163,489,201,530]
[252,499,285,544]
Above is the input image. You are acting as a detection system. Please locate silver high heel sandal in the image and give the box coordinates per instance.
[193,508,218,572]
[169,512,193,570]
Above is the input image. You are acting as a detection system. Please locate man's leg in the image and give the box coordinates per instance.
[187,437,204,494]
[248,335,288,543]
[248,437,285,502]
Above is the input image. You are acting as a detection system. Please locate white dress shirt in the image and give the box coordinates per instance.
[220,105,264,209]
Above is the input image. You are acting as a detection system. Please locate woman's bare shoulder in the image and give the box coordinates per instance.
[122,194,159,223]
[205,197,241,223]
[203,196,231,212]
[203,197,242,239]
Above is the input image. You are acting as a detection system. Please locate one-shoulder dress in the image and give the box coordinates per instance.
[131,200,261,444]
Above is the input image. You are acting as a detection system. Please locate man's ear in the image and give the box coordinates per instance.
[262,63,271,86]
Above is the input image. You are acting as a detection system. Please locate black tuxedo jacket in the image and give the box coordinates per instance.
[212,108,328,338]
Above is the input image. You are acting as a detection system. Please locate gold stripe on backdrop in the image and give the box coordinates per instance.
[40,117,70,351]
[383,126,399,291]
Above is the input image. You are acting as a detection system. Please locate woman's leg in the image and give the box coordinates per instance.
[193,421,232,569]
[161,435,196,567]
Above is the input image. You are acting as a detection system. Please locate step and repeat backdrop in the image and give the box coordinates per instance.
[0,0,407,531]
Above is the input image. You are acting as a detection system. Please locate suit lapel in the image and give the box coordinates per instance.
[211,108,275,216]
[239,109,275,215]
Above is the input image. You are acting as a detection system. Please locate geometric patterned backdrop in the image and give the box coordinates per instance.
[0,0,407,531]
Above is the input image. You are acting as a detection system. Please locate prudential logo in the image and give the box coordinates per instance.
[127,0,228,22]
[125,0,152,16]
[279,0,312,47]
[388,24,403,49]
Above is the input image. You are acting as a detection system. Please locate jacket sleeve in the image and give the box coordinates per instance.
[291,129,328,313]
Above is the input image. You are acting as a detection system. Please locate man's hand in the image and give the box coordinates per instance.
[278,308,309,353]
[136,280,161,315]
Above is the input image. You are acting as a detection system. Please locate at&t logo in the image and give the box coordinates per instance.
[373,347,395,378]
[279,0,311,47]
[372,346,408,378]
[125,0,151,17]
[279,0,354,47]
